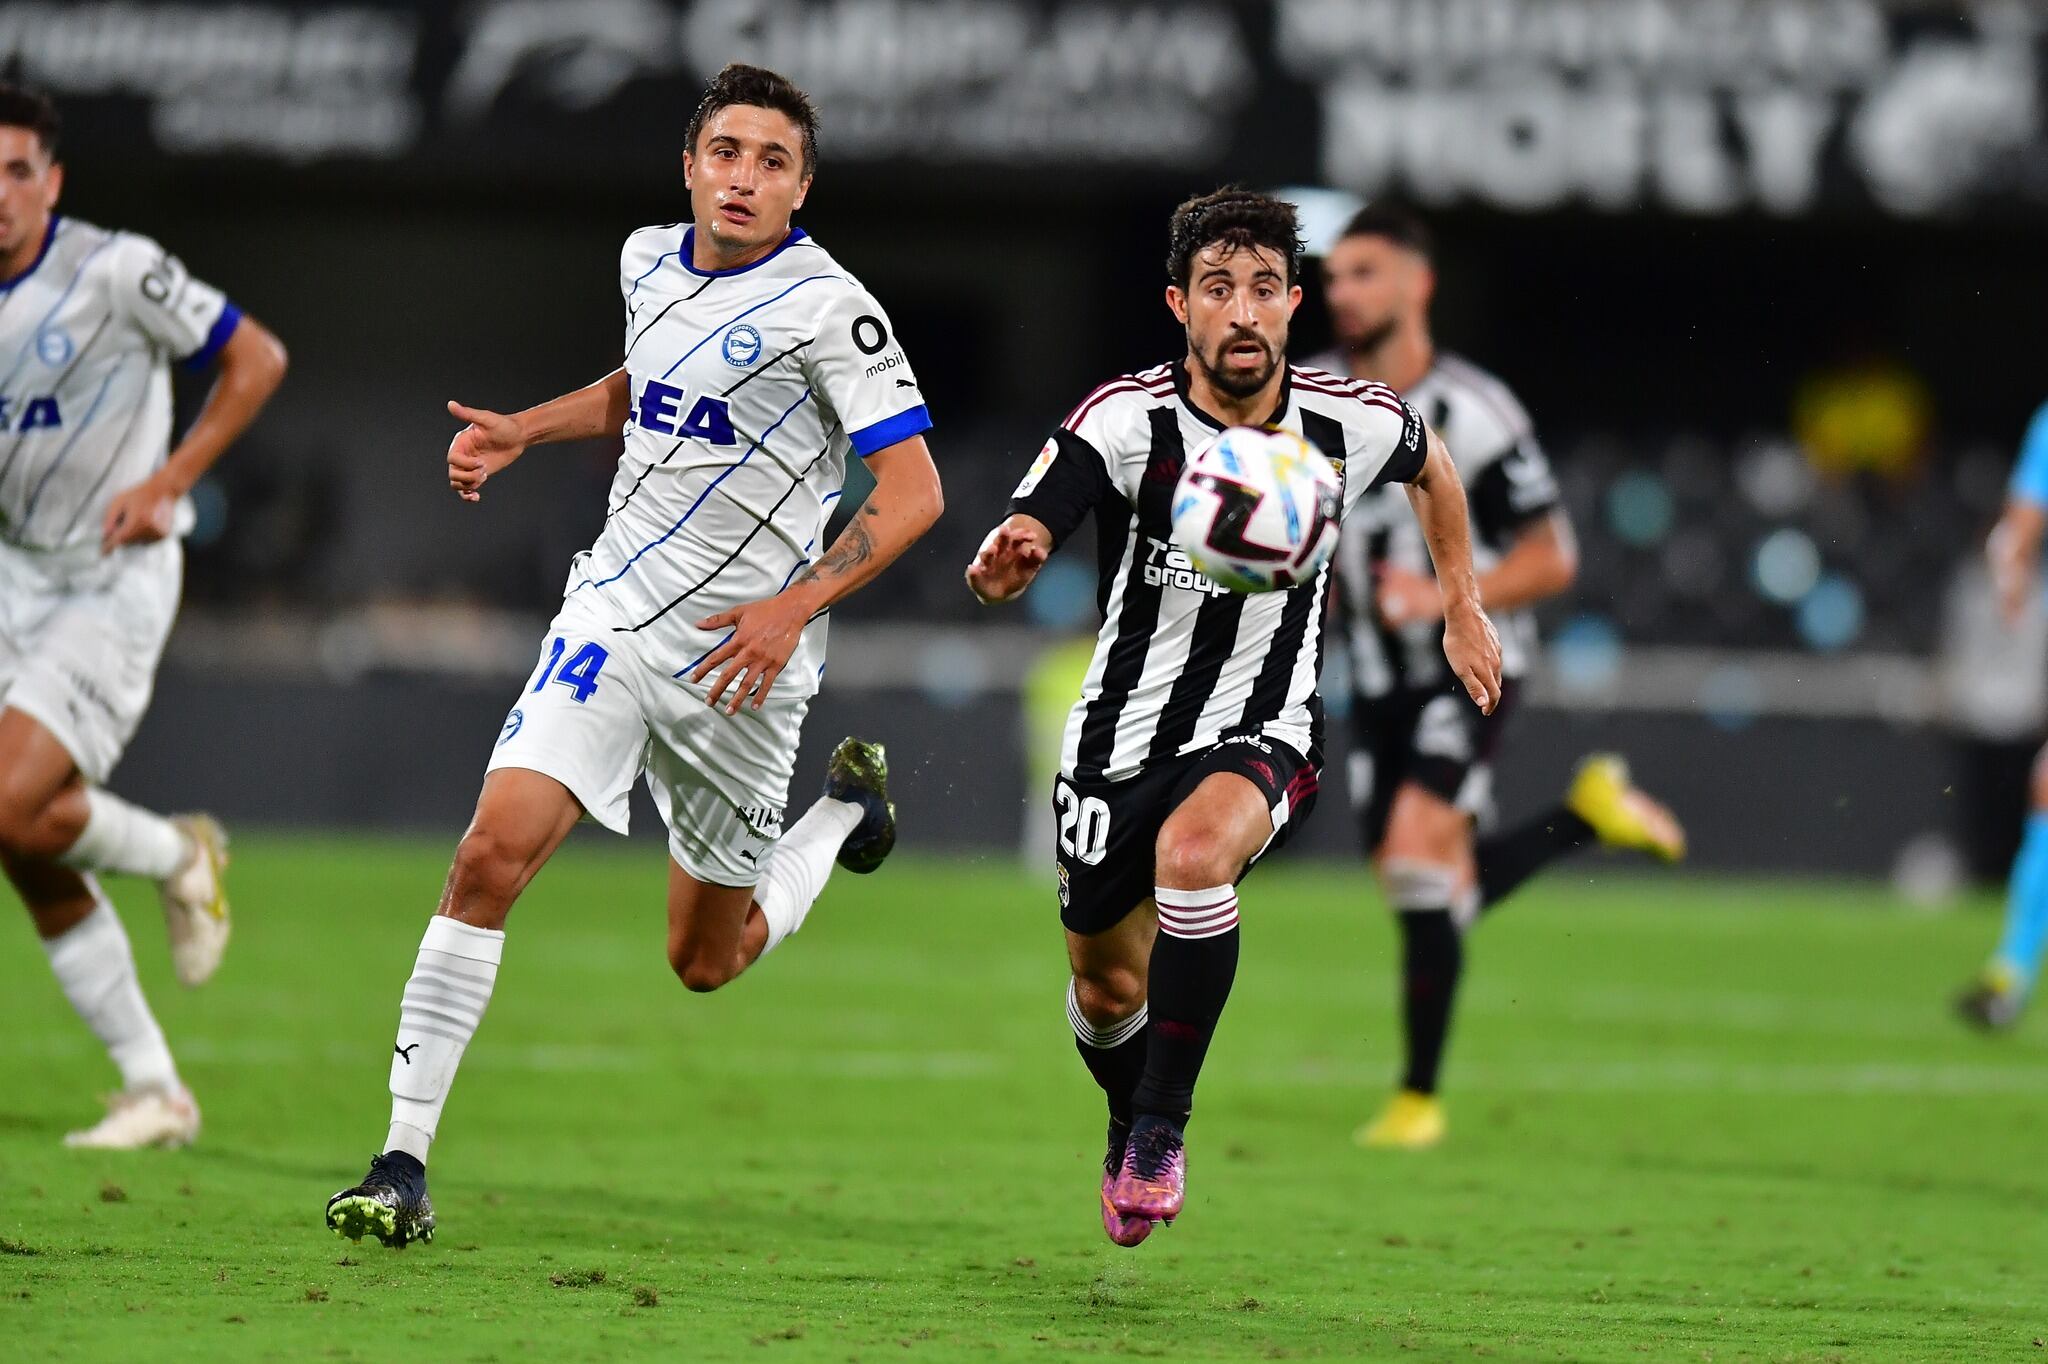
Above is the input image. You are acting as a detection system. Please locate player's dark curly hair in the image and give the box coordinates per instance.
[1339,202,1433,261]
[0,82,59,157]
[1166,188,1304,289]
[685,63,818,176]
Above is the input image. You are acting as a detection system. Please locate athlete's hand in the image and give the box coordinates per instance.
[1443,600,1504,715]
[690,589,817,715]
[101,474,180,554]
[447,401,528,503]
[1374,564,1443,627]
[966,516,1052,603]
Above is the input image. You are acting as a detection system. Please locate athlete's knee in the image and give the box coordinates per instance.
[1072,967,1145,1026]
[2031,747,2048,811]
[1381,793,1468,868]
[669,946,740,994]
[1154,821,1241,890]
[0,788,69,860]
[443,826,530,927]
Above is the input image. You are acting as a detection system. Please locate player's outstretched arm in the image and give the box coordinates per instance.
[965,514,1053,604]
[446,368,632,503]
[1990,499,2047,625]
[1405,428,1503,713]
[1375,510,1578,627]
[689,434,944,714]
[102,315,289,553]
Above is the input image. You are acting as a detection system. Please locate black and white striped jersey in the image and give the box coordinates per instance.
[1306,350,1561,701]
[1009,360,1427,783]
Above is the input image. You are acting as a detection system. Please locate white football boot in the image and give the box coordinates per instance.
[159,815,230,988]
[64,1088,202,1150]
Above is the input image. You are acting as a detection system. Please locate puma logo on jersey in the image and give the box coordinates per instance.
[0,395,62,432]
[394,1043,420,1065]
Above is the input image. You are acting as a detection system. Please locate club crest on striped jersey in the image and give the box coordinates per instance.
[36,329,73,366]
[721,322,763,368]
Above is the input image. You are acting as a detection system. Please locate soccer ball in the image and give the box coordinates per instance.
[1169,426,1342,594]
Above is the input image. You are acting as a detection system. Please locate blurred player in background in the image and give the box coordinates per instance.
[0,85,287,1149]
[969,189,1500,1245]
[1307,205,1683,1150]
[326,64,943,1247]
[1957,399,2048,1029]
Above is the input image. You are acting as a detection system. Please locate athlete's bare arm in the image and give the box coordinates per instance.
[445,368,632,503]
[1405,428,1503,714]
[102,315,289,552]
[1990,498,2047,625]
[689,433,943,714]
[1376,509,1577,626]
[965,514,1053,604]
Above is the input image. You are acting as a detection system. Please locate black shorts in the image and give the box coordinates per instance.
[1349,678,1520,852]
[1054,734,1322,937]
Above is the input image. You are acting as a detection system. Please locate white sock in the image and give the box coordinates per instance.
[385,916,504,1163]
[43,891,181,1095]
[59,789,191,881]
[754,797,862,958]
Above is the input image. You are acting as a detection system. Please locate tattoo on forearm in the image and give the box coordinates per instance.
[796,503,882,590]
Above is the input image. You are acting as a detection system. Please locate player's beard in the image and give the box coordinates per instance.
[1195,330,1281,400]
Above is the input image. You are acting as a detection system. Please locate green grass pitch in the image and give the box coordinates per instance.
[3,836,2046,1361]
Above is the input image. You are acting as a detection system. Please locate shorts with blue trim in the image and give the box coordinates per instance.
[487,593,806,887]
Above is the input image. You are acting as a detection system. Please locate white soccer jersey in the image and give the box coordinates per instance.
[1307,349,1562,699]
[563,224,931,701]
[0,215,238,552]
[1008,361,1427,783]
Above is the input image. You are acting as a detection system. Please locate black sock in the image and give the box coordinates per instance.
[1475,806,1593,910]
[1068,987,1150,1126]
[1131,888,1242,1125]
[1397,908,1463,1095]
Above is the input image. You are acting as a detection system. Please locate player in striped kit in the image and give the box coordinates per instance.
[1310,205,1684,1150]
[968,189,1501,1245]
[0,86,288,1149]
[326,65,943,1248]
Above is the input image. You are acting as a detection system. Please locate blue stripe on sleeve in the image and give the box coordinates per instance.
[182,303,243,371]
[848,404,932,457]
[2012,401,2048,506]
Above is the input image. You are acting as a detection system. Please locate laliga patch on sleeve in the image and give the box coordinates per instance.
[1401,401,1425,455]
[1012,438,1059,498]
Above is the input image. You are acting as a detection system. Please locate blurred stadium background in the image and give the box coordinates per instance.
[20,0,2048,880]
[14,3,2048,1358]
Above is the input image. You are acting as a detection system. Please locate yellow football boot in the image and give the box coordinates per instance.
[1354,1089,1446,1150]
[1566,754,1686,862]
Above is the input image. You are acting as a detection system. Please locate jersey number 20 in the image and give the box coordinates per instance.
[1054,779,1111,866]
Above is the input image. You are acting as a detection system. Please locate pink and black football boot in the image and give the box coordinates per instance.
[1109,1115,1185,1224]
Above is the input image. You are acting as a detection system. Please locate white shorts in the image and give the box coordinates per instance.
[486,594,807,886]
[0,537,181,784]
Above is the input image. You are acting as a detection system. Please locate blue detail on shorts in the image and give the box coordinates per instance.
[849,404,931,457]
[2011,401,2048,506]
[182,303,243,371]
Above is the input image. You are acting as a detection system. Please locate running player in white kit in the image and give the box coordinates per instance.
[326,65,944,1248]
[0,86,288,1149]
